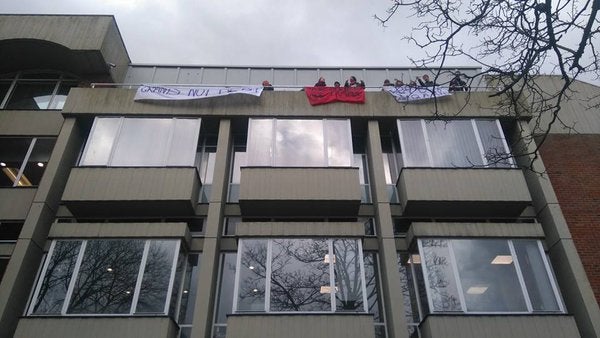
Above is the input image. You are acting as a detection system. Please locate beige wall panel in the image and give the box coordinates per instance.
[235,222,365,237]
[14,317,177,338]
[62,167,199,216]
[227,314,375,338]
[397,168,532,217]
[239,167,361,216]
[407,222,544,244]
[0,111,63,136]
[0,189,36,220]
[63,88,516,119]
[100,19,130,82]
[421,315,580,338]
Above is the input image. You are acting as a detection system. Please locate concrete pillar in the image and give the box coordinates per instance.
[366,120,409,338]
[191,119,231,338]
[514,121,600,337]
[0,118,83,336]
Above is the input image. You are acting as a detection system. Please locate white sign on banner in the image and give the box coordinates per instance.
[383,86,451,102]
[134,85,263,101]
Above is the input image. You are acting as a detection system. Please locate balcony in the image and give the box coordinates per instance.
[420,315,579,338]
[397,168,532,217]
[0,188,36,220]
[14,317,177,338]
[239,167,361,216]
[62,167,200,217]
[227,314,375,338]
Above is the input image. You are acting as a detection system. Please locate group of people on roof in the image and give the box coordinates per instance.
[260,72,468,91]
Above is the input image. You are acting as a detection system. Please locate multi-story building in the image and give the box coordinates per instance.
[0,14,598,338]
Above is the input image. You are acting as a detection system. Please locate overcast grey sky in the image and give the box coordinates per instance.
[1,0,598,85]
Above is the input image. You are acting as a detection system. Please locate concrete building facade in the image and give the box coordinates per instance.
[0,14,599,338]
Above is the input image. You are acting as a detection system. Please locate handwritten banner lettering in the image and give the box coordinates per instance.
[383,86,451,102]
[134,85,263,101]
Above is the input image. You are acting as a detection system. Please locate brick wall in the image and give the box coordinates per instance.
[539,134,600,304]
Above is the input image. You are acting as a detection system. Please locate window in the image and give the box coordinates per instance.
[246,119,353,167]
[79,117,201,167]
[0,137,55,187]
[178,253,202,338]
[234,238,368,313]
[397,119,514,168]
[0,72,79,110]
[197,135,217,203]
[213,252,237,338]
[412,238,563,314]
[29,239,183,316]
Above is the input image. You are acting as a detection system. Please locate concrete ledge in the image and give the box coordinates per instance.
[0,188,36,220]
[421,314,580,338]
[235,222,365,237]
[227,314,375,338]
[62,167,200,217]
[14,316,177,338]
[407,222,544,245]
[48,222,191,245]
[397,168,532,217]
[239,167,361,216]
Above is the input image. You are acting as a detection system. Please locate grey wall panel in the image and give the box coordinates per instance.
[421,315,580,338]
[0,189,36,220]
[296,69,319,86]
[202,68,226,84]
[235,221,365,237]
[152,67,180,84]
[0,111,63,136]
[14,317,177,338]
[239,167,361,216]
[0,243,15,256]
[62,88,513,119]
[176,68,204,84]
[407,222,545,244]
[49,222,190,241]
[227,314,375,338]
[61,167,199,216]
[397,168,532,217]
[226,68,250,85]
[124,66,155,83]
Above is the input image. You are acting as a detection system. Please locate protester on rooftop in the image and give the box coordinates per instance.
[345,76,365,88]
[408,80,418,87]
[315,77,327,87]
[449,72,468,92]
[262,80,274,91]
[334,81,341,87]
[417,74,434,87]
[383,79,393,87]
[394,79,405,87]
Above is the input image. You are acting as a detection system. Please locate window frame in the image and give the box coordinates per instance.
[0,137,55,187]
[415,238,565,315]
[232,238,369,314]
[397,119,515,168]
[0,71,79,110]
[28,239,182,317]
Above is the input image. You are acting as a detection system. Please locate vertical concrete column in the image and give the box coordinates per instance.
[0,118,83,336]
[191,119,232,338]
[366,120,409,338]
[513,121,600,337]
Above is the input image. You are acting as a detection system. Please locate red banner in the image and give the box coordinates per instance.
[304,87,365,106]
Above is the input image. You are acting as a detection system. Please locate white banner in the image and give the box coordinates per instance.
[383,86,451,102]
[134,85,263,101]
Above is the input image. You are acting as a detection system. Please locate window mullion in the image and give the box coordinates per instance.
[471,119,488,166]
[265,240,273,312]
[509,240,533,312]
[62,240,87,315]
[232,240,244,313]
[496,119,515,167]
[396,120,408,167]
[0,74,18,109]
[417,240,435,314]
[14,138,36,187]
[47,74,62,109]
[357,240,369,313]
[537,241,566,312]
[27,240,57,315]
[106,117,125,166]
[163,119,176,167]
[409,253,424,322]
[328,240,336,312]
[162,240,181,314]
[173,254,189,323]
[131,240,151,314]
[420,120,434,167]
[447,240,467,312]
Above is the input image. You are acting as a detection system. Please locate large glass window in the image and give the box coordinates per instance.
[29,239,183,316]
[79,117,201,167]
[0,137,56,187]
[413,238,563,314]
[0,72,79,110]
[213,253,237,338]
[234,238,368,313]
[178,253,202,338]
[246,119,353,167]
[397,119,514,168]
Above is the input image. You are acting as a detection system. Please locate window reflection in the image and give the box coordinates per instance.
[136,240,177,313]
[334,239,363,311]
[237,240,267,311]
[0,72,79,110]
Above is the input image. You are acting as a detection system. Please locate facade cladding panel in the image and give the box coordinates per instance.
[0,14,598,338]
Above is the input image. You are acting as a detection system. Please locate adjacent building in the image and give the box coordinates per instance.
[0,14,599,338]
